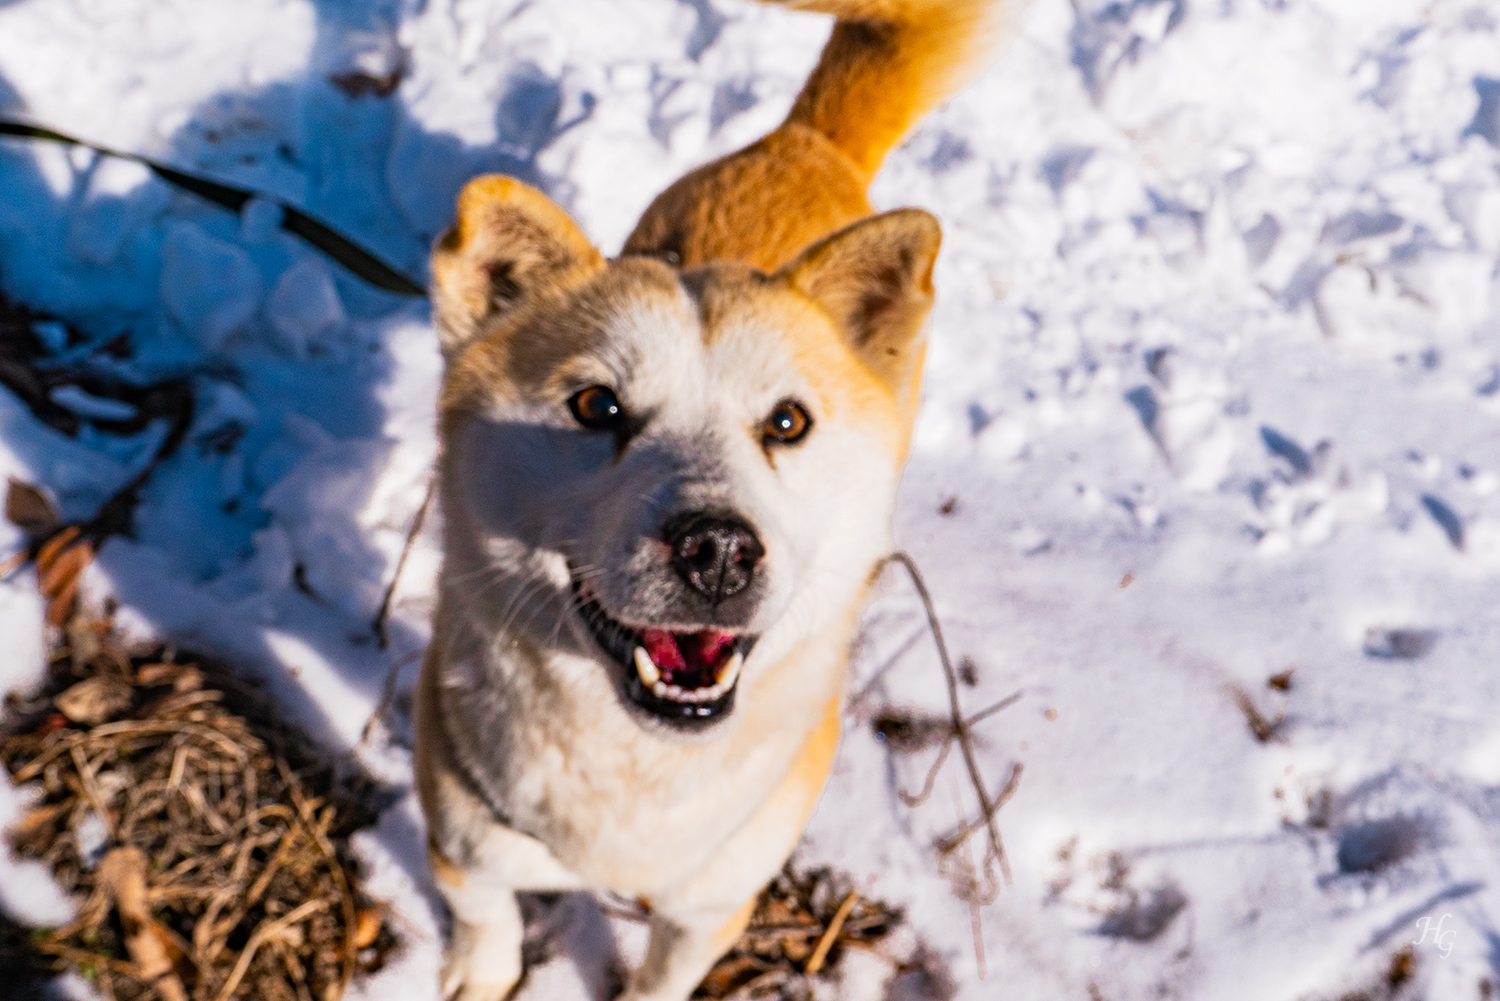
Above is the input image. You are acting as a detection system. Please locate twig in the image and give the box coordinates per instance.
[964,690,1023,728]
[1231,686,1283,743]
[804,890,858,976]
[371,475,435,649]
[969,898,987,980]
[360,649,423,746]
[68,744,116,839]
[214,898,329,1001]
[882,552,1017,885]
[848,625,926,714]
[0,549,25,577]
[935,763,1024,855]
[898,735,955,807]
[898,690,1022,807]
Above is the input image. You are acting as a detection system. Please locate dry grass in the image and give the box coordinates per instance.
[0,612,394,1001]
[693,867,902,1000]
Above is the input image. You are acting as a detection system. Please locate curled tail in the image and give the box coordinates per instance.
[623,0,1010,270]
[774,0,1008,180]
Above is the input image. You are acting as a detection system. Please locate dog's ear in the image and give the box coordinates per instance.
[431,175,603,360]
[778,208,941,396]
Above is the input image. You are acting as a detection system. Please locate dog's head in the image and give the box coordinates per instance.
[432,176,939,732]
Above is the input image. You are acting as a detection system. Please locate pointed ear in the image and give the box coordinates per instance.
[431,175,603,360]
[777,208,941,394]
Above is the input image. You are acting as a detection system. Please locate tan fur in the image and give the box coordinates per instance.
[431,174,604,359]
[624,0,1004,271]
[416,3,1007,999]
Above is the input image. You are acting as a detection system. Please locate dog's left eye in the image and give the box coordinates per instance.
[762,400,812,445]
[568,385,625,430]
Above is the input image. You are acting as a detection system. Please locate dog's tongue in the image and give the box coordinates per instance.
[642,628,735,684]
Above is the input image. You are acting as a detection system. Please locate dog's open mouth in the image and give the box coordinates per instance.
[573,583,756,725]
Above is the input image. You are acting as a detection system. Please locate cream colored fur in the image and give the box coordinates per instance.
[416,2,1008,998]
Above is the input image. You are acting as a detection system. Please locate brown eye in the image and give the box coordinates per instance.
[762,399,811,445]
[568,385,624,430]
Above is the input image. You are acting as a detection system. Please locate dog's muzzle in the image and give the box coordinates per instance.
[572,579,759,729]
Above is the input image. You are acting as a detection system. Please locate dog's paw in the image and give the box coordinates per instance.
[441,919,523,1001]
[441,961,521,1001]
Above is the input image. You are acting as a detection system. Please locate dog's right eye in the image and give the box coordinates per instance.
[568,385,625,430]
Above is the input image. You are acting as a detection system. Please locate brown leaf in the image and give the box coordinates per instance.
[97,847,189,998]
[34,524,80,570]
[39,537,91,597]
[4,478,58,535]
[134,662,178,686]
[11,801,69,839]
[97,847,150,928]
[125,921,176,981]
[697,954,765,996]
[133,663,205,694]
[352,907,383,950]
[55,676,134,726]
[38,535,92,627]
[44,573,80,627]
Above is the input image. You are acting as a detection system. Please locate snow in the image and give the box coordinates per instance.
[0,0,1498,998]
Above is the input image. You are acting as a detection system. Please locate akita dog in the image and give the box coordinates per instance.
[415,2,1008,998]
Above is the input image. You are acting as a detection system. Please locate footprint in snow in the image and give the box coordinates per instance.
[1362,628,1438,660]
[1419,493,1464,550]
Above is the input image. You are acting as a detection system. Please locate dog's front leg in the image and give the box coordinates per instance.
[433,851,526,1001]
[620,898,756,1001]
[428,820,590,1001]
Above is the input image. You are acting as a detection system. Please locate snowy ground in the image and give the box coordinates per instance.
[1,0,1498,998]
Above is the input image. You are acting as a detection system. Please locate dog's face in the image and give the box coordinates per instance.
[432,177,939,733]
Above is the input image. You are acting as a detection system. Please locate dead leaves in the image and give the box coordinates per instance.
[4,478,96,627]
[5,477,57,535]
[695,868,902,999]
[54,675,134,727]
[36,525,92,625]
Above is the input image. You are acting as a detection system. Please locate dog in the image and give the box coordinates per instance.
[414,2,1007,998]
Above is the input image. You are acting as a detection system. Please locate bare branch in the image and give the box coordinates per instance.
[964,690,1023,729]
[882,552,1019,887]
[898,734,956,807]
[935,762,1024,858]
[371,475,436,650]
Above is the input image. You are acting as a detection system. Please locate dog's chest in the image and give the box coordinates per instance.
[496,702,802,892]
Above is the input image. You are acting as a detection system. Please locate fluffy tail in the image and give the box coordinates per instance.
[769,0,1009,180]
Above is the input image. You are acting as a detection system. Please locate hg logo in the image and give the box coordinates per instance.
[1412,913,1456,959]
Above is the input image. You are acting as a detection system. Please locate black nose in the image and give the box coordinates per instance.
[664,512,766,606]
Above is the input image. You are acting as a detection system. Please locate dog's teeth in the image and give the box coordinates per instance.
[633,647,661,686]
[666,685,683,700]
[715,652,744,688]
[652,681,668,697]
